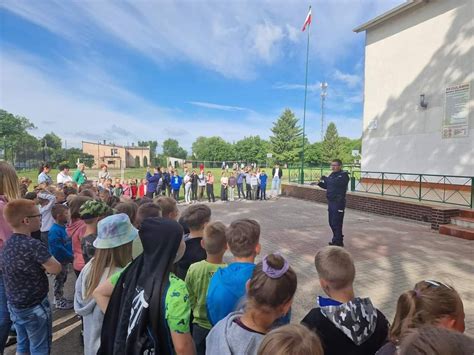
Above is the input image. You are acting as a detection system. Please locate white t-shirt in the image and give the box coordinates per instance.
[274,168,280,178]
[57,172,72,185]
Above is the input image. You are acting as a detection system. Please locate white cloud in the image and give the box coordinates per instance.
[0,52,275,151]
[1,0,404,79]
[188,101,249,112]
[333,69,362,88]
[273,82,321,92]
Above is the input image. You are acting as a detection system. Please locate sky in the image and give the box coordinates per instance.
[0,0,403,152]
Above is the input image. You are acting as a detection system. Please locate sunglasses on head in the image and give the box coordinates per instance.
[424,279,453,290]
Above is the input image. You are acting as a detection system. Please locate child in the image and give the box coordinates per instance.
[302,246,389,355]
[138,178,147,199]
[191,170,198,202]
[236,169,245,199]
[79,200,113,264]
[228,172,237,201]
[112,181,123,198]
[130,179,138,199]
[257,324,323,355]
[2,199,61,354]
[48,204,74,310]
[376,280,466,355]
[67,196,92,277]
[206,171,215,202]
[220,172,228,202]
[197,170,207,201]
[398,326,474,355]
[259,170,268,200]
[95,218,195,354]
[245,169,252,199]
[250,173,259,200]
[207,253,297,354]
[74,214,137,355]
[176,204,211,279]
[207,219,261,325]
[38,190,56,247]
[185,222,227,355]
[154,196,179,220]
[184,172,192,204]
[171,170,183,201]
[121,179,131,199]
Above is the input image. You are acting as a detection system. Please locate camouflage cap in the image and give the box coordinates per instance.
[79,200,113,219]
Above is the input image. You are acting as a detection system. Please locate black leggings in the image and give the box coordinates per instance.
[207,184,215,202]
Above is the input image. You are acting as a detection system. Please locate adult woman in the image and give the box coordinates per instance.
[38,162,53,185]
[73,163,88,186]
[74,214,137,355]
[0,162,20,352]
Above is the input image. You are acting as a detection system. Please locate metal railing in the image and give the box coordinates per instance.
[351,171,473,208]
[287,165,360,185]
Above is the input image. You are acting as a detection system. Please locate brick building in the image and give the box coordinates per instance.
[82,141,150,169]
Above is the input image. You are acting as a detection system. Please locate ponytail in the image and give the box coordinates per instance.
[389,280,461,343]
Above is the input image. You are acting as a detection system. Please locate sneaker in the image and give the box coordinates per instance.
[55,298,74,310]
[328,241,344,247]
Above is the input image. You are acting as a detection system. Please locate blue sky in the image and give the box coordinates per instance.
[0,0,402,151]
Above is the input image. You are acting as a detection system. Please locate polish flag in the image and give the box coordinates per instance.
[302,7,312,31]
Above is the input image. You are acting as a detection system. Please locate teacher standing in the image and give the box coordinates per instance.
[318,159,349,247]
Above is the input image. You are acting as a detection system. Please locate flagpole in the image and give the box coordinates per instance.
[300,6,311,185]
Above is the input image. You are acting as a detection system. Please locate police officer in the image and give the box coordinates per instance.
[318,159,349,247]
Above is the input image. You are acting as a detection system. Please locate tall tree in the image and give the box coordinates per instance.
[162,138,187,159]
[41,132,62,151]
[0,109,37,163]
[192,136,234,162]
[321,122,343,163]
[269,109,302,164]
[234,136,269,163]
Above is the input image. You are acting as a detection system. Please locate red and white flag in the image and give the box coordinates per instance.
[302,7,312,31]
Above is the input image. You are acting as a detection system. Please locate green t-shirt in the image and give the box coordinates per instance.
[185,260,227,329]
[110,270,190,334]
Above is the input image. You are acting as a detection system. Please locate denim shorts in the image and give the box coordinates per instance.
[7,298,52,355]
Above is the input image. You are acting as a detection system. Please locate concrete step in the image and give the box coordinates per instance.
[451,217,474,229]
[460,210,474,219]
[439,224,474,240]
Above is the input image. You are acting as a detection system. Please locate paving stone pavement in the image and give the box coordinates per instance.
[6,196,473,354]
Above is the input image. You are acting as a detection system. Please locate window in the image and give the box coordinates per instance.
[111,148,118,156]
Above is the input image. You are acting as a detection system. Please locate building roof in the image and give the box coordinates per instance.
[82,141,149,149]
[353,0,426,33]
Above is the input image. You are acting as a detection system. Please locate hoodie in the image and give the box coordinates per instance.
[74,261,122,355]
[207,262,256,326]
[301,297,389,355]
[67,219,87,271]
[206,311,264,355]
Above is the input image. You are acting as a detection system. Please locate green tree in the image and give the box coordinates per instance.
[305,141,323,165]
[162,138,187,159]
[234,136,269,163]
[269,109,302,164]
[0,109,37,163]
[138,140,158,165]
[321,122,343,163]
[192,136,234,162]
[41,132,62,151]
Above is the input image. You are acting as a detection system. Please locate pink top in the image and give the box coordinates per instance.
[207,175,214,184]
[67,219,87,271]
[0,196,12,256]
[122,184,131,197]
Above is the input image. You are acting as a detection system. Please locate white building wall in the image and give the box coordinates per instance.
[361,0,473,176]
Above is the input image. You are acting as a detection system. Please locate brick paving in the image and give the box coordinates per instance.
[6,196,473,354]
[207,197,474,335]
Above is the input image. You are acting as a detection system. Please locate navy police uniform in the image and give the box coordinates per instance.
[318,170,350,246]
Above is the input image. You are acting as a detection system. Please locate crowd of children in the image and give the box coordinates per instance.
[0,160,473,355]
